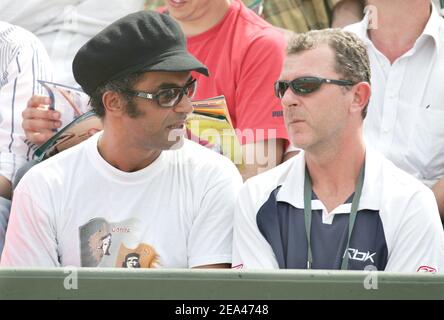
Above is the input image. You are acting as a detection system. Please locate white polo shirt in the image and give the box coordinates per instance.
[345,5,444,188]
[432,0,444,16]
[232,148,444,272]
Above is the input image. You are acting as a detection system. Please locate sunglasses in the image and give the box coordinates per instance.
[125,78,197,108]
[274,76,355,98]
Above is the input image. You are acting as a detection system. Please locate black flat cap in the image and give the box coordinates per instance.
[73,10,209,95]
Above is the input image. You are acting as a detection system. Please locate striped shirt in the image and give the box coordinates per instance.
[0,21,52,182]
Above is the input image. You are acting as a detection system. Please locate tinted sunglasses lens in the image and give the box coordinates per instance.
[157,79,197,107]
[157,88,182,107]
[291,78,322,94]
[274,81,289,98]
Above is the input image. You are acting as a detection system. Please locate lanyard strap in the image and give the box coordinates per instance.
[303,162,365,270]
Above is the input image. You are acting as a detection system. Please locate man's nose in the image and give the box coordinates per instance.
[281,88,301,109]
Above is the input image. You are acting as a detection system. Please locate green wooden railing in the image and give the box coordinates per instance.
[0,268,443,300]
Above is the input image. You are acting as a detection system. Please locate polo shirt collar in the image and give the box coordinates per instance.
[275,151,306,209]
[276,148,382,212]
[358,147,383,211]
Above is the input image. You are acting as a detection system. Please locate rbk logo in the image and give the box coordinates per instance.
[344,248,376,263]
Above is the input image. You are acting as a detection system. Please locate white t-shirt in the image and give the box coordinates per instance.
[344,6,444,188]
[1,133,243,268]
[232,148,444,272]
[0,21,52,182]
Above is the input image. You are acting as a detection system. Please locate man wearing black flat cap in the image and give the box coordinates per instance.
[1,11,243,268]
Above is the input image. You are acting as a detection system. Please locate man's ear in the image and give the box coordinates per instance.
[350,81,371,115]
[102,91,125,116]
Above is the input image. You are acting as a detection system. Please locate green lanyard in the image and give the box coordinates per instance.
[303,162,365,270]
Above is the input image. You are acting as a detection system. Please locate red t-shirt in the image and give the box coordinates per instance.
[187,0,288,145]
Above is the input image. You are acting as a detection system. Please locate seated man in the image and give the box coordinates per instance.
[1,11,242,268]
[232,29,444,272]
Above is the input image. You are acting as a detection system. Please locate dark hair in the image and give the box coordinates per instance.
[122,252,140,268]
[100,233,112,241]
[89,72,145,118]
[287,29,371,118]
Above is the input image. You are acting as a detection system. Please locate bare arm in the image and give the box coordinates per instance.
[331,0,365,28]
[239,138,285,181]
[432,176,444,222]
[22,95,61,145]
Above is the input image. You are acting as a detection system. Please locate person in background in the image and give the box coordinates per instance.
[0,0,145,87]
[3,1,146,188]
[345,0,444,222]
[146,0,365,31]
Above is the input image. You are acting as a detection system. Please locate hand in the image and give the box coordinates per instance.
[22,95,62,145]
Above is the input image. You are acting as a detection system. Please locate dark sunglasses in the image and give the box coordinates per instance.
[274,76,355,98]
[125,78,197,108]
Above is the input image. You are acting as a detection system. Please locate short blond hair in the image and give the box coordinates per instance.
[287,29,371,117]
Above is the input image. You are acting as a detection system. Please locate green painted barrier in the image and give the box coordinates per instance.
[0,268,443,300]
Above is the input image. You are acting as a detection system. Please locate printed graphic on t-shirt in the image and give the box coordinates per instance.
[116,243,159,268]
[79,217,159,268]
